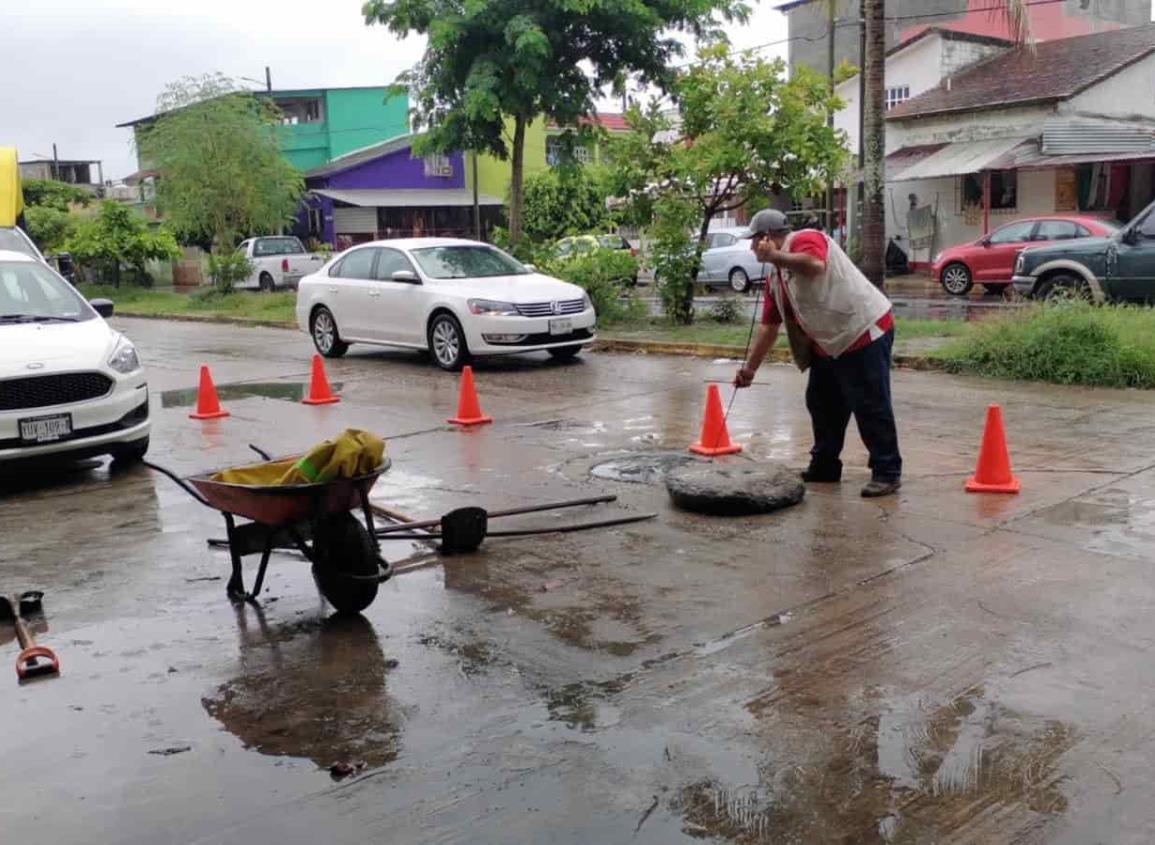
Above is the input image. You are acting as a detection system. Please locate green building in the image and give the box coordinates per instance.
[271,86,410,172]
[117,85,410,175]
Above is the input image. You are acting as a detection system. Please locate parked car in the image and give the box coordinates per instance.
[553,234,638,285]
[0,250,150,465]
[297,238,597,371]
[237,236,325,291]
[933,215,1118,296]
[1013,201,1155,302]
[697,228,768,293]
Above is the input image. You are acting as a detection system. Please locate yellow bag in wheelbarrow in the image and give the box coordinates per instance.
[213,429,387,486]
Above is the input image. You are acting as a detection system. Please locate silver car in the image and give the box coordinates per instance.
[697,228,767,293]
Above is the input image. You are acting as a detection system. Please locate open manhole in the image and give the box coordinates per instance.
[589,452,706,485]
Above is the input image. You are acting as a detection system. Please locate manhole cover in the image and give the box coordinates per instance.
[589,452,706,485]
[665,462,804,515]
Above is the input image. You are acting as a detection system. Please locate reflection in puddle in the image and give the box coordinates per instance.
[686,685,1075,842]
[202,610,402,772]
[161,380,343,407]
[1039,487,1155,558]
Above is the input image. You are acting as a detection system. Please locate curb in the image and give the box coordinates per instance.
[594,336,939,371]
[113,313,940,372]
[117,311,298,330]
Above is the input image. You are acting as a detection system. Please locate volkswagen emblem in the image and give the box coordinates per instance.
[550,301,562,316]
[26,362,45,370]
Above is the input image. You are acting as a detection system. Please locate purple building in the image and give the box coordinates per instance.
[300,133,504,249]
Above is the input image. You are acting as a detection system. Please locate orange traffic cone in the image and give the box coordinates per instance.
[302,355,340,405]
[189,365,229,420]
[447,366,493,426]
[689,384,742,457]
[966,404,1020,494]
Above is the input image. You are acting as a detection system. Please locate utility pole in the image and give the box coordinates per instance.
[52,143,59,181]
[472,151,481,240]
[825,0,837,234]
[861,0,886,288]
[265,66,272,92]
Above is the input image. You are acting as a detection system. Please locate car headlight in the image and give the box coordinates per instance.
[583,292,593,311]
[932,252,943,265]
[108,336,141,374]
[467,299,519,316]
[1014,252,1026,274]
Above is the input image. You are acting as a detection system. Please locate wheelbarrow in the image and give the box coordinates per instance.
[146,446,392,614]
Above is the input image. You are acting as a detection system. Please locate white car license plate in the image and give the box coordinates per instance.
[549,318,573,336]
[19,414,73,444]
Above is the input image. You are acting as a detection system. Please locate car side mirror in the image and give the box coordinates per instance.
[1122,228,1140,246]
[980,235,992,247]
[89,298,114,318]
[391,270,419,283]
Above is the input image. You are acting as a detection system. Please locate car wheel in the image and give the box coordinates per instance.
[729,268,750,293]
[940,263,973,296]
[259,272,276,292]
[311,306,349,358]
[110,436,149,465]
[1037,273,1091,303]
[548,345,583,362]
[428,312,470,371]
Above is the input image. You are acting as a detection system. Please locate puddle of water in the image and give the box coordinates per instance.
[202,611,402,772]
[161,380,343,408]
[590,452,705,485]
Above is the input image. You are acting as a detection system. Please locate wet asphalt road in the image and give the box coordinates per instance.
[3,317,1155,843]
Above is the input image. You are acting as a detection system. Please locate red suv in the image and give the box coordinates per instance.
[933,215,1119,296]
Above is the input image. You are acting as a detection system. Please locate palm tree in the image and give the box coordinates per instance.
[860,0,1032,288]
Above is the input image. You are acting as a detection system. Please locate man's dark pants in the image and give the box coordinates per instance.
[804,331,902,482]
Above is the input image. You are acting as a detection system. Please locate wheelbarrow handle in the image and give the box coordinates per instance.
[143,459,212,508]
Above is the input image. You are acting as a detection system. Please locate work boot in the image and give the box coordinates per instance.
[861,479,901,498]
[800,466,841,483]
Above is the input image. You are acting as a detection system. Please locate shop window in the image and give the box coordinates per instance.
[960,171,1017,213]
[424,154,453,177]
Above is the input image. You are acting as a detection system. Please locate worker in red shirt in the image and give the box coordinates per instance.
[734,209,902,497]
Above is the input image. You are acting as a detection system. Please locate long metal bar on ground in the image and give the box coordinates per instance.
[376,512,656,541]
[374,494,618,535]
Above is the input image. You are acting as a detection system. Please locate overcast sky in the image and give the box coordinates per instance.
[8,1,1154,181]
[4,0,790,181]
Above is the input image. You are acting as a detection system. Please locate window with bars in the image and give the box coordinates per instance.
[885,86,911,111]
[423,154,453,177]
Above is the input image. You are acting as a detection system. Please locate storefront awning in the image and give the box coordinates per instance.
[312,188,504,208]
[1008,147,1155,170]
[890,137,1031,181]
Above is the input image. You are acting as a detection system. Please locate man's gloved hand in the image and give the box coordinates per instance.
[733,366,755,388]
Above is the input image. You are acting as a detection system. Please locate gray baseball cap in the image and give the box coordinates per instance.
[740,208,791,238]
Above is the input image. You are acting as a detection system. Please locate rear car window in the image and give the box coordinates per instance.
[330,248,376,279]
[254,237,305,257]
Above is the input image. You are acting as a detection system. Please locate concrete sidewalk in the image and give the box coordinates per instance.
[2,317,1153,843]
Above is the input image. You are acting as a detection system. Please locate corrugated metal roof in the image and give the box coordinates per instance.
[312,188,503,207]
[1011,147,1155,170]
[306,134,422,178]
[1041,119,1155,156]
[890,137,1030,181]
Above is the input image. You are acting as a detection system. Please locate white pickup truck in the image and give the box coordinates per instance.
[237,236,324,291]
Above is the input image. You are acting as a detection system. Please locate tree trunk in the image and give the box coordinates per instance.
[509,115,528,247]
[861,0,886,289]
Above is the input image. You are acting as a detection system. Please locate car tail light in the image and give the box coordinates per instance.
[282,258,290,272]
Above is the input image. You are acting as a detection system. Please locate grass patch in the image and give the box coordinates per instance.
[82,285,296,324]
[602,316,968,348]
[934,302,1155,388]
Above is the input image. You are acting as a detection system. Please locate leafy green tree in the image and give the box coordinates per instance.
[363,0,748,246]
[23,206,76,254]
[22,179,90,213]
[610,47,846,323]
[138,74,304,253]
[521,165,611,243]
[65,201,180,287]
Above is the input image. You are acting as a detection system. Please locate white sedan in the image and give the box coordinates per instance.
[0,250,150,464]
[295,238,597,370]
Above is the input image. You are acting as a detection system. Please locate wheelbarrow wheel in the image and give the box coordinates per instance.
[311,513,380,615]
